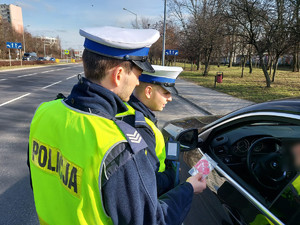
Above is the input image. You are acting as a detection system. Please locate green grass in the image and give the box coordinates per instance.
[177,63,300,103]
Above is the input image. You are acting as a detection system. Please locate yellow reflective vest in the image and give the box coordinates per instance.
[250,175,300,225]
[29,99,127,225]
[117,103,166,172]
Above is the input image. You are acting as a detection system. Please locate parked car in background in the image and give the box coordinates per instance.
[49,57,56,61]
[163,99,300,225]
[37,57,46,61]
[22,52,38,61]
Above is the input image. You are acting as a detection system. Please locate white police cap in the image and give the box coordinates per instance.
[80,26,160,73]
[139,65,183,94]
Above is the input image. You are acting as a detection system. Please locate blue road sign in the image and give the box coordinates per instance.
[6,42,11,48]
[165,49,179,56]
[6,42,22,49]
[16,43,22,49]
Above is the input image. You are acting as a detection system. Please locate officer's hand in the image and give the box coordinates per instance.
[186,173,207,194]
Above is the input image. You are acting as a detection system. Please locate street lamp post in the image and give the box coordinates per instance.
[44,41,46,57]
[162,0,167,66]
[123,8,138,28]
[22,25,30,54]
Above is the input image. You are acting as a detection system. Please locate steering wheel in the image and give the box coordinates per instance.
[247,137,288,189]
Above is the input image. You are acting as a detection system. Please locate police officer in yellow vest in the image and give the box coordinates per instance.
[117,65,183,195]
[28,26,207,225]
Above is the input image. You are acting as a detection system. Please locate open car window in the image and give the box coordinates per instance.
[207,119,300,224]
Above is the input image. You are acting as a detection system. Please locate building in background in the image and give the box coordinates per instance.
[0,4,24,34]
[37,36,59,45]
[35,36,61,57]
[74,49,83,58]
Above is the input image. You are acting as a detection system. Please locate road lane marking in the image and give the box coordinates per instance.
[66,75,78,80]
[66,72,83,80]
[41,81,62,89]
[55,68,69,71]
[0,93,31,107]
[17,73,37,78]
[0,71,82,107]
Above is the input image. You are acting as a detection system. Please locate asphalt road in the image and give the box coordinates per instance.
[0,64,83,224]
[0,64,231,224]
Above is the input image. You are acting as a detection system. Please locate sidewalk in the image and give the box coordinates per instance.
[175,78,253,115]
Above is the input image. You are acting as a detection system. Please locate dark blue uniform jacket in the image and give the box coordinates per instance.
[127,95,177,196]
[29,78,193,225]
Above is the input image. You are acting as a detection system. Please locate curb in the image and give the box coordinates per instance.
[176,94,212,115]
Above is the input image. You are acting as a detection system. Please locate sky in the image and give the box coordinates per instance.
[1,0,165,49]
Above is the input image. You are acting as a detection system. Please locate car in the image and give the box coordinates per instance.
[49,57,56,61]
[37,57,46,61]
[22,52,38,61]
[162,99,300,225]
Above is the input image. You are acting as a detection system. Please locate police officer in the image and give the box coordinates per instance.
[117,65,183,195]
[28,26,206,225]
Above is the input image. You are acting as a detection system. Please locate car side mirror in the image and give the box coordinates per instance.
[177,129,199,151]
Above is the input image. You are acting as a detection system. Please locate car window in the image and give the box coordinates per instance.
[210,120,300,223]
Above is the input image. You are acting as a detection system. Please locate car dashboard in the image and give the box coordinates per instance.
[211,125,298,165]
[210,124,299,205]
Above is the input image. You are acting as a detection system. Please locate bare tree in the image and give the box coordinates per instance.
[289,0,300,72]
[145,19,181,65]
[269,0,293,81]
[0,17,62,59]
[228,0,277,87]
[169,0,226,75]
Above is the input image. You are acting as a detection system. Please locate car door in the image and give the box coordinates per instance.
[185,111,300,225]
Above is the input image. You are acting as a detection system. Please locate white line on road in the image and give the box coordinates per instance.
[55,68,68,71]
[66,74,78,80]
[66,72,83,80]
[41,81,62,89]
[17,73,37,78]
[0,93,31,107]
[0,71,81,107]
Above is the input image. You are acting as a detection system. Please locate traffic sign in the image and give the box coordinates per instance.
[6,42,22,49]
[165,49,178,56]
[65,50,69,55]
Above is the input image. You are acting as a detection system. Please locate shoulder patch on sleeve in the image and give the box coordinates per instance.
[100,142,133,186]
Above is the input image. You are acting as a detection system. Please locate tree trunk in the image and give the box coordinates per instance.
[203,62,209,76]
[248,48,253,74]
[203,49,212,76]
[196,54,201,71]
[259,54,272,87]
[241,56,246,78]
[241,64,244,78]
[292,45,299,72]
[267,54,272,71]
[190,60,193,71]
[228,51,233,68]
[272,57,279,82]
[269,59,273,77]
